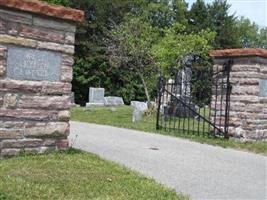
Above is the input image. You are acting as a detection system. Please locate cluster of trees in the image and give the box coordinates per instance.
[45,0,267,105]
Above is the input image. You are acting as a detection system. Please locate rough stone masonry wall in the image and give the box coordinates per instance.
[211,52,267,141]
[0,6,79,157]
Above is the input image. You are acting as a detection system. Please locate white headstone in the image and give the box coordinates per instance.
[104,96,124,106]
[131,101,148,123]
[132,109,143,122]
[71,92,75,104]
[86,87,105,107]
[131,101,148,112]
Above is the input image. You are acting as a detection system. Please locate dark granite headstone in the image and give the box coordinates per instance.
[164,96,197,121]
[7,46,61,82]
[175,67,192,96]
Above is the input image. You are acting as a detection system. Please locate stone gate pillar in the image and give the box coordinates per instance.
[210,49,267,141]
[0,0,84,157]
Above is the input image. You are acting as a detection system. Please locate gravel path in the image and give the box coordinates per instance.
[70,121,267,200]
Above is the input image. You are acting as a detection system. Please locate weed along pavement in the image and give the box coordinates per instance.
[70,121,267,200]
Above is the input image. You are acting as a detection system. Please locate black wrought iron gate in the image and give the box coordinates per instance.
[156,59,232,139]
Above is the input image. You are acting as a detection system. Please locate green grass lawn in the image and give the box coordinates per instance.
[0,149,187,200]
[71,106,267,155]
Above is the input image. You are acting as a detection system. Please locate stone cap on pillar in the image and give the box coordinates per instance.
[0,0,84,22]
[210,48,267,59]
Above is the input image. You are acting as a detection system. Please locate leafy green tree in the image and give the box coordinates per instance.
[188,0,266,49]
[44,0,267,107]
[103,0,188,105]
[236,17,267,49]
[109,16,160,106]
[152,23,215,73]
[207,0,240,48]
[188,0,241,48]
[236,17,259,48]
[144,0,188,29]
[73,0,147,105]
[258,28,267,49]
[187,0,211,33]
[152,23,215,106]
[45,0,146,105]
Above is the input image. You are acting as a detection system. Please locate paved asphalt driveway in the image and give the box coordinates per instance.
[70,121,267,200]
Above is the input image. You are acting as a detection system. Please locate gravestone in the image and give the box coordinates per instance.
[104,96,124,106]
[131,101,148,112]
[71,92,75,104]
[165,96,196,120]
[86,87,105,107]
[70,92,80,107]
[132,109,143,123]
[110,107,117,112]
[0,0,84,157]
[164,66,195,119]
[131,101,148,123]
[161,58,196,120]
[175,66,192,97]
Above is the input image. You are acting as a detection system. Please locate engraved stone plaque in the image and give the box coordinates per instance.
[7,46,61,82]
[259,79,267,97]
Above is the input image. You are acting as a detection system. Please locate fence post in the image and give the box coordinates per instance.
[223,59,233,139]
[156,76,163,130]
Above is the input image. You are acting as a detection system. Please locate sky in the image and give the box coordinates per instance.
[186,0,267,28]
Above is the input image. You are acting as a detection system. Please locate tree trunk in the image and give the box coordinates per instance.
[138,72,152,109]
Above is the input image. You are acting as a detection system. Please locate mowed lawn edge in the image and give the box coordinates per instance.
[0,149,188,200]
[71,106,267,156]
